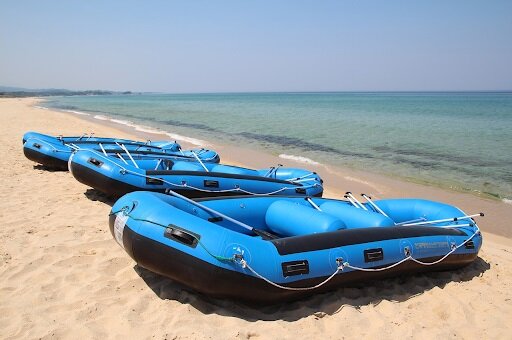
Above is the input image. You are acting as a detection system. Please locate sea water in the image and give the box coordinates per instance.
[43,92,512,201]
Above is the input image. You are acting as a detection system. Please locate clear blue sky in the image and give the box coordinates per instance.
[1,1,511,92]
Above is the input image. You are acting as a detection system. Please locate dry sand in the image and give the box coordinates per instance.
[1,97,511,339]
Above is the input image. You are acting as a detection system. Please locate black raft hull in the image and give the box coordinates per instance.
[109,215,479,305]
[71,162,253,198]
[23,147,69,170]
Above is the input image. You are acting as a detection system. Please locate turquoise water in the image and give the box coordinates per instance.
[43,92,512,201]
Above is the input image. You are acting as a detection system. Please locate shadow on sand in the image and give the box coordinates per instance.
[83,188,117,206]
[75,184,492,321]
[134,256,490,321]
[33,164,67,172]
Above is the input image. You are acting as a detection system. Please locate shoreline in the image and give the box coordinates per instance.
[2,97,512,338]
[39,94,512,205]
[41,96,512,203]
[37,97,512,239]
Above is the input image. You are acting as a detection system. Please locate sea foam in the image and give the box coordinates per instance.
[107,118,169,136]
[503,198,512,205]
[165,133,204,146]
[109,118,136,127]
[279,154,320,165]
[134,125,163,135]
[63,109,90,116]
[92,113,206,146]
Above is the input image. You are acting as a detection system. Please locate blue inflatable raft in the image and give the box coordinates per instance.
[22,131,219,170]
[110,191,483,303]
[22,131,178,148]
[70,149,323,198]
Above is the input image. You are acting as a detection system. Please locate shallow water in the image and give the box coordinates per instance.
[44,92,512,201]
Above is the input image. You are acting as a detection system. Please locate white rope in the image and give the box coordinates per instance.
[86,151,322,196]
[343,226,480,271]
[343,256,412,272]
[234,226,480,290]
[173,175,320,196]
[26,137,74,153]
[239,259,343,291]
[27,138,60,151]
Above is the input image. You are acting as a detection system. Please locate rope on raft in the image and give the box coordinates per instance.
[112,205,482,291]
[30,137,219,162]
[92,151,323,196]
[343,225,481,271]
[126,167,321,196]
[236,225,481,290]
[26,138,74,153]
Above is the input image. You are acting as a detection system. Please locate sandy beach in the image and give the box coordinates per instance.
[1,97,511,339]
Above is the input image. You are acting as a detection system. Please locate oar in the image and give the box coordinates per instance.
[191,151,209,172]
[76,133,87,141]
[116,142,139,168]
[165,189,277,240]
[177,146,185,156]
[306,197,322,211]
[361,194,390,218]
[98,143,108,156]
[344,194,359,208]
[401,213,484,227]
[346,192,367,210]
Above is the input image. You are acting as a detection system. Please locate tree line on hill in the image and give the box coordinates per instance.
[0,87,132,98]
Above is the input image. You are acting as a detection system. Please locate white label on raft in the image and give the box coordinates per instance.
[114,213,128,248]
[68,152,74,175]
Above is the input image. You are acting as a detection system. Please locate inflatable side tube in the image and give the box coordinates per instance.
[23,141,69,170]
[109,213,479,304]
[22,131,55,145]
[70,157,243,198]
[70,160,142,196]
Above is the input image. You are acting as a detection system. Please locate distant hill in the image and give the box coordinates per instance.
[0,86,132,97]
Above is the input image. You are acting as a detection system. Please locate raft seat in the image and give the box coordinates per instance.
[265,200,346,237]
[319,201,395,229]
[171,161,205,171]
